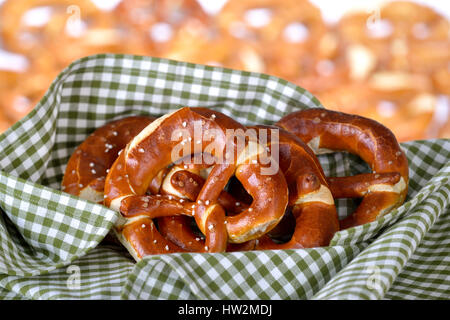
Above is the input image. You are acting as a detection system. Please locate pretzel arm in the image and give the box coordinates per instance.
[327,172,401,198]
[339,192,401,229]
[158,164,255,252]
[119,195,193,219]
[119,218,186,258]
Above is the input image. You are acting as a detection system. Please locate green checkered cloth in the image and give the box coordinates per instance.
[0,54,448,300]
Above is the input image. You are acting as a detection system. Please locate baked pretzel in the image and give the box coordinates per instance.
[314,69,439,142]
[62,116,154,202]
[0,53,60,124]
[0,0,99,54]
[0,0,149,68]
[337,1,449,74]
[114,0,209,56]
[381,1,449,41]
[277,108,409,229]
[247,125,339,249]
[217,0,326,81]
[104,107,288,259]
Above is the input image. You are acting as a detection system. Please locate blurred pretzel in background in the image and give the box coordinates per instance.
[0,0,448,140]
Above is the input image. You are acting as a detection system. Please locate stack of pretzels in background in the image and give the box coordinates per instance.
[0,0,449,140]
[62,107,409,261]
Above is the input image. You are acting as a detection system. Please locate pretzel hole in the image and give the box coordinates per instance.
[149,22,174,42]
[411,22,430,39]
[225,176,253,211]
[265,208,295,243]
[283,22,310,43]
[376,100,398,118]
[365,19,393,39]
[243,8,273,28]
[316,60,335,77]
[156,216,203,239]
[22,6,53,27]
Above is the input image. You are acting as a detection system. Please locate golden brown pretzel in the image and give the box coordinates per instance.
[217,0,326,81]
[104,107,288,260]
[0,54,60,125]
[381,1,449,42]
[313,72,440,142]
[114,0,209,57]
[0,0,99,54]
[61,116,154,202]
[337,1,449,74]
[247,125,339,249]
[277,108,409,229]
[0,0,148,71]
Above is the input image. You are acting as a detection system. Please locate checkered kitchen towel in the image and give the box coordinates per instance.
[0,54,448,300]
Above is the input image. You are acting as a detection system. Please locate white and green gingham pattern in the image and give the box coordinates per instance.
[0,54,448,300]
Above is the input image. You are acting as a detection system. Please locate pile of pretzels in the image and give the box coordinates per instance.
[62,107,409,261]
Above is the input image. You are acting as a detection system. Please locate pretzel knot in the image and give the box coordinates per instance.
[155,162,256,253]
[277,108,409,229]
[104,107,289,260]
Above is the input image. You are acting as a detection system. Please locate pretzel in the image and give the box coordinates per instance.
[0,54,60,124]
[337,1,449,74]
[116,2,263,74]
[0,0,100,54]
[61,116,154,202]
[381,1,449,42]
[217,0,326,81]
[104,107,289,260]
[0,0,149,70]
[314,71,439,142]
[0,0,142,129]
[114,0,209,57]
[247,125,339,249]
[277,108,409,229]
